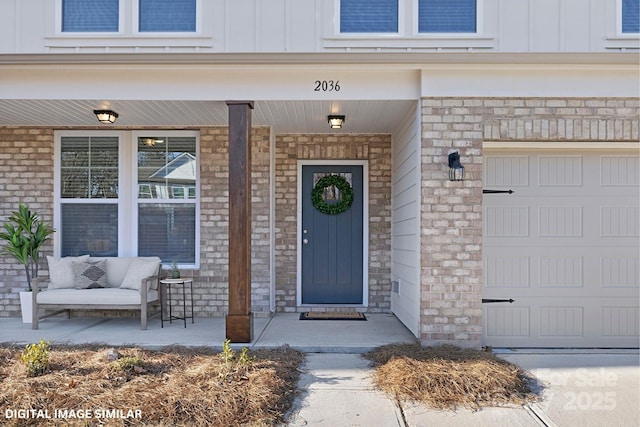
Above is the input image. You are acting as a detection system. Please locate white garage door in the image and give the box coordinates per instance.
[482,148,639,348]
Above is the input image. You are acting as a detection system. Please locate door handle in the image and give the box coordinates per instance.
[303,238,309,245]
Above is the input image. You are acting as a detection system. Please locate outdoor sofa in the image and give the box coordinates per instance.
[31,256,162,330]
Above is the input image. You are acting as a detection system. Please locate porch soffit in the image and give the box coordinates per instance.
[1,51,635,133]
[0,99,416,134]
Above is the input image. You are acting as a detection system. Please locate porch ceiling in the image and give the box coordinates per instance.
[0,99,415,134]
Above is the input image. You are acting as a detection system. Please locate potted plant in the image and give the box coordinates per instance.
[171,260,181,279]
[0,204,54,322]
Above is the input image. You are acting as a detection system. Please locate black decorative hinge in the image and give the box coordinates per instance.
[483,189,514,194]
[482,298,515,304]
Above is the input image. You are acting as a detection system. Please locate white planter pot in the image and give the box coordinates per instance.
[19,291,32,323]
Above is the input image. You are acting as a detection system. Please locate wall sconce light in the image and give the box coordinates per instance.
[448,151,465,181]
[93,109,118,124]
[328,115,345,129]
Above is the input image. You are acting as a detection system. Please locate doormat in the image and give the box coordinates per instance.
[299,312,367,321]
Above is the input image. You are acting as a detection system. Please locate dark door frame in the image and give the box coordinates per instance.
[296,160,369,307]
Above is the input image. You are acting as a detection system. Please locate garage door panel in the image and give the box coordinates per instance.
[485,155,530,187]
[600,155,640,186]
[538,155,583,186]
[601,306,640,337]
[483,150,640,348]
[485,255,531,288]
[601,256,639,287]
[485,247,639,297]
[484,154,636,197]
[485,287,636,300]
[600,206,639,236]
[538,205,583,237]
[485,305,530,339]
[485,298,640,348]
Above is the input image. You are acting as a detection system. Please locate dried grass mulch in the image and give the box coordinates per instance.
[0,344,304,427]
[363,344,537,410]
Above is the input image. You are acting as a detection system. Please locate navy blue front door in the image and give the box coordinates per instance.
[301,165,363,304]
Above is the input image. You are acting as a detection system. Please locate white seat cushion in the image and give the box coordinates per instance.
[37,288,159,305]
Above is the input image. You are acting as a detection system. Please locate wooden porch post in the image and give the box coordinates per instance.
[226,100,254,342]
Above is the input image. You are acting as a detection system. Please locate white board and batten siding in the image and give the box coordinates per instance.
[0,0,635,54]
[482,147,640,348]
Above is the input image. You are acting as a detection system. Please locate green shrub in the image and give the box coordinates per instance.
[111,356,143,373]
[237,347,255,367]
[220,339,254,366]
[21,339,50,376]
[218,340,255,380]
[220,339,235,364]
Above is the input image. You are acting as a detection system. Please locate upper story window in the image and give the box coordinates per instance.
[622,0,640,33]
[60,0,197,34]
[62,0,119,32]
[139,0,196,32]
[340,0,399,33]
[418,0,477,33]
[338,0,478,35]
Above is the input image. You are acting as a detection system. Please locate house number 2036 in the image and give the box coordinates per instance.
[314,80,340,92]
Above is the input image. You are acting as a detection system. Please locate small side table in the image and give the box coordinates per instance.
[159,278,194,328]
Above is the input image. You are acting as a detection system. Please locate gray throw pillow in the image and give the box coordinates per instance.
[72,260,108,289]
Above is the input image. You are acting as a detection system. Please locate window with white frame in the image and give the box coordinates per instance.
[56,132,199,266]
[138,0,196,32]
[136,135,197,263]
[60,0,197,33]
[59,135,119,255]
[62,0,120,32]
[622,0,640,33]
[418,0,477,33]
[340,0,399,33]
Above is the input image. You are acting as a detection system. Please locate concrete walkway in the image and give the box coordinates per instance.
[1,314,638,427]
[288,350,639,427]
[286,353,405,426]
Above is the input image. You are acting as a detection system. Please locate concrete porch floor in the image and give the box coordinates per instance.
[0,312,418,352]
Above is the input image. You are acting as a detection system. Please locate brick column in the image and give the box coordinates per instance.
[420,99,484,348]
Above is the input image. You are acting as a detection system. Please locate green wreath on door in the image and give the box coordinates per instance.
[311,174,354,215]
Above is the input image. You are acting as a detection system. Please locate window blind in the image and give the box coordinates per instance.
[61,204,118,257]
[137,136,197,263]
[62,0,119,32]
[340,0,398,33]
[61,136,119,199]
[622,0,640,33]
[138,204,196,263]
[139,0,196,32]
[419,0,477,33]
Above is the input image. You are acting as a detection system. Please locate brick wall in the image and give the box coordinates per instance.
[0,126,273,318]
[0,127,54,317]
[274,134,392,312]
[420,97,639,348]
[195,126,272,317]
